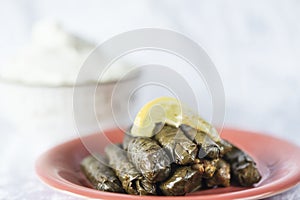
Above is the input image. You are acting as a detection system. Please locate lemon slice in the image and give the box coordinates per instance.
[130,96,220,141]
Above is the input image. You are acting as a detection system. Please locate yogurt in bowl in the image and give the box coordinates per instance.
[0,21,140,141]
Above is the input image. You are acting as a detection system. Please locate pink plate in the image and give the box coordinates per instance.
[35,128,300,199]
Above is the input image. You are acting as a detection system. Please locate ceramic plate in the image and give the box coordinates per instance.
[35,128,300,199]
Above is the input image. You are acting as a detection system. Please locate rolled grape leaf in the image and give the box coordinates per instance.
[192,158,219,179]
[127,137,171,183]
[153,124,198,165]
[217,139,233,156]
[206,159,231,187]
[80,155,124,193]
[159,166,203,196]
[180,124,220,159]
[224,143,262,187]
[105,144,157,195]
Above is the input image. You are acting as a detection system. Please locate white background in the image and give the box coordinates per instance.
[1,0,299,142]
[0,1,299,199]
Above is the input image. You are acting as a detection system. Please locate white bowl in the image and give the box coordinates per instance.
[0,75,140,141]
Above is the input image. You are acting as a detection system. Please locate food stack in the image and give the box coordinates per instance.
[81,123,261,196]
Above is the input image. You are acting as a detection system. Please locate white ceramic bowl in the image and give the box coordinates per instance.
[0,75,140,141]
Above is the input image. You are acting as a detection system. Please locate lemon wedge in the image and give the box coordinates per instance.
[130,96,220,141]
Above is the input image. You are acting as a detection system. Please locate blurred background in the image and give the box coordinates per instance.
[0,0,299,199]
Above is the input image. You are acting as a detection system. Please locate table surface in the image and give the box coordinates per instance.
[0,118,299,200]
